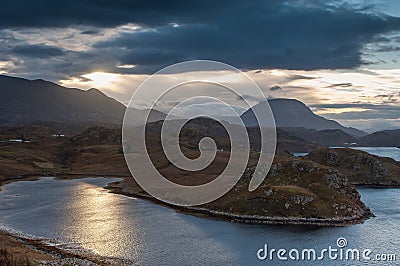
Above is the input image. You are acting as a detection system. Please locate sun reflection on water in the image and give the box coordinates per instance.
[61,180,141,260]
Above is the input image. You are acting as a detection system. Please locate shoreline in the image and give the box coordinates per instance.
[0,229,106,265]
[353,183,400,188]
[0,172,128,190]
[105,181,373,227]
[1,174,375,227]
[0,227,131,265]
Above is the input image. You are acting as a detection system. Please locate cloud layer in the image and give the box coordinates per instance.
[1,0,400,78]
[1,0,400,131]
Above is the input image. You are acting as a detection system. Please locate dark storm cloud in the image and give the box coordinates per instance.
[284,74,317,81]
[90,1,400,72]
[1,0,400,74]
[325,82,353,88]
[0,0,262,28]
[81,29,100,35]
[270,85,282,91]
[11,44,65,58]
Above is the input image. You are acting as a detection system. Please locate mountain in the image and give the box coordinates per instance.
[0,75,169,133]
[241,99,367,137]
[0,75,125,125]
[1,75,369,139]
[358,129,400,147]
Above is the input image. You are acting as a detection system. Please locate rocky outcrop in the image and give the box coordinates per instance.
[203,158,373,224]
[305,148,400,187]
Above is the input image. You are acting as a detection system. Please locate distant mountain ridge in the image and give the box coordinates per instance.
[0,75,167,132]
[241,99,367,137]
[2,74,397,148]
[0,75,125,125]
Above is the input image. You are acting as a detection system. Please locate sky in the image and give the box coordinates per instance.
[0,0,400,132]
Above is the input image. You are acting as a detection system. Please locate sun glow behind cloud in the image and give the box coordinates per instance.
[56,66,400,131]
[0,61,16,74]
[59,68,400,104]
[313,107,372,115]
[82,72,120,87]
[248,68,400,105]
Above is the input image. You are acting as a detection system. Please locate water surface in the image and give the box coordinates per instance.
[294,147,400,161]
[350,147,400,161]
[0,177,398,265]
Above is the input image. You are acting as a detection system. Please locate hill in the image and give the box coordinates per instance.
[358,129,400,147]
[280,127,357,147]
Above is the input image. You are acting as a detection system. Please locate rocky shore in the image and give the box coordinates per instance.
[106,177,373,227]
[0,227,133,266]
[0,229,99,266]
